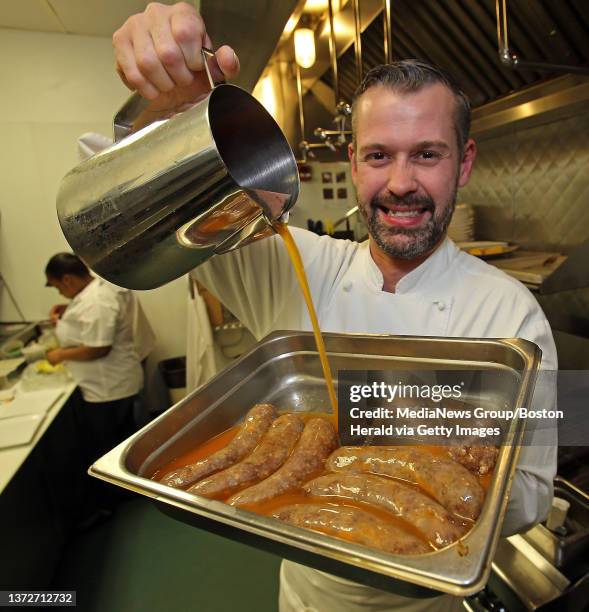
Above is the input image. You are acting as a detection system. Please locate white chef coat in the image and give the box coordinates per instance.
[107,284,156,362]
[186,276,217,392]
[194,227,558,611]
[56,278,144,402]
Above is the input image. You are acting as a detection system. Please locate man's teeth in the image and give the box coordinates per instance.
[385,209,423,217]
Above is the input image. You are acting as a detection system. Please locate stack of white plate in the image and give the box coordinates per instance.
[448,203,475,242]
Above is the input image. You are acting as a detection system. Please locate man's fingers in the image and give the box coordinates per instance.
[216,44,240,80]
[130,18,176,95]
[112,2,239,104]
[149,6,196,87]
[170,6,206,71]
[113,31,160,98]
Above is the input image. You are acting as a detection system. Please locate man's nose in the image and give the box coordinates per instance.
[386,161,418,197]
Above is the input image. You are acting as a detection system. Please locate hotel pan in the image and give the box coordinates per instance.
[89,331,541,597]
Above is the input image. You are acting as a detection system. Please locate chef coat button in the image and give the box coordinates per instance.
[343,281,353,292]
[434,300,446,311]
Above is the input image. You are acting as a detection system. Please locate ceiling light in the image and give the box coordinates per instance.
[294,27,316,68]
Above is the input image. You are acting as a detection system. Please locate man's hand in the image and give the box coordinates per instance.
[49,304,67,324]
[113,2,240,109]
[46,348,65,365]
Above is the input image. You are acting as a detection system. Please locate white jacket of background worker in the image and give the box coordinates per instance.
[195,226,557,612]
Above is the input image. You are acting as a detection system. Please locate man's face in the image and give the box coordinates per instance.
[349,83,475,260]
[46,275,77,299]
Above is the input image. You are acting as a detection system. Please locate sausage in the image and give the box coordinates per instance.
[159,403,276,489]
[326,447,484,521]
[227,418,338,507]
[303,473,466,548]
[188,413,305,498]
[448,445,499,475]
[273,504,429,555]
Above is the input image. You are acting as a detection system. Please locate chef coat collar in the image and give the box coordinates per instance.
[70,276,99,304]
[363,236,459,294]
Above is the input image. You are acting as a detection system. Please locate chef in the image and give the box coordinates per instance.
[111,4,557,611]
[45,252,145,464]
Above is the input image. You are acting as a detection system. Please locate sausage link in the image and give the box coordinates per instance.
[273,504,429,555]
[327,447,484,521]
[227,418,338,506]
[303,473,466,548]
[159,403,276,488]
[188,413,305,498]
[448,445,499,475]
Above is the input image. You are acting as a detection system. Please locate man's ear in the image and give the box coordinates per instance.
[348,142,357,183]
[458,138,477,188]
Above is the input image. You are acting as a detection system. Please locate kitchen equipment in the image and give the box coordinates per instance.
[546,497,571,531]
[56,49,299,290]
[481,477,589,610]
[457,241,519,258]
[490,251,567,288]
[90,331,541,597]
[540,238,589,294]
[0,358,25,389]
[448,203,475,242]
[522,477,589,571]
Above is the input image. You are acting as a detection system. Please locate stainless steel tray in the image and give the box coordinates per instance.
[90,331,541,597]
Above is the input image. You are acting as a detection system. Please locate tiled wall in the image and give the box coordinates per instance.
[459,112,589,253]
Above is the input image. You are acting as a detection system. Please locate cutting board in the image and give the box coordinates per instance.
[491,251,567,285]
[0,413,45,449]
[0,389,65,419]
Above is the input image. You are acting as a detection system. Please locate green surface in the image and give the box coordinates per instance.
[52,498,281,612]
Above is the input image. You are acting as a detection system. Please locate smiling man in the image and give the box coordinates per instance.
[111,4,557,611]
[350,65,476,291]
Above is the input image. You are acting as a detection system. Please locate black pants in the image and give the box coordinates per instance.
[72,389,138,514]
[72,389,137,466]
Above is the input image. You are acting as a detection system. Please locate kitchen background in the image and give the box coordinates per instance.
[0,2,588,607]
[1,0,588,379]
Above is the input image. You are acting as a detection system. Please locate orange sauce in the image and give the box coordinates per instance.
[272,221,338,417]
[152,427,238,481]
[156,420,491,550]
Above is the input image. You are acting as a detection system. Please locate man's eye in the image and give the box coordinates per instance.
[416,150,442,162]
[363,152,388,162]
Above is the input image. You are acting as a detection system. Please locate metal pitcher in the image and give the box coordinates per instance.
[56,48,299,290]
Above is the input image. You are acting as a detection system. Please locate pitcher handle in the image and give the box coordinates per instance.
[201,46,225,90]
[113,46,223,141]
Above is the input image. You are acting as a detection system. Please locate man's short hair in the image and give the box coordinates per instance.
[351,59,471,157]
[45,252,90,281]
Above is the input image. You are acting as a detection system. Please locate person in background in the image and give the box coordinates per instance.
[45,252,146,466]
[111,4,557,611]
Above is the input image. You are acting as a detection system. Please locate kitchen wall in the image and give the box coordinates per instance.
[0,28,187,371]
[459,109,589,363]
[459,111,589,253]
[289,160,362,239]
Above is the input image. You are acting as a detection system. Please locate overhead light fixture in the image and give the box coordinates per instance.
[294,26,316,68]
[304,0,342,12]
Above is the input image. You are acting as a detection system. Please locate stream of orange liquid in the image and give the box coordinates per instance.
[272,221,338,417]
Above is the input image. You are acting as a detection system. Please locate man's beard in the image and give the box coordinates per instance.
[359,186,458,260]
